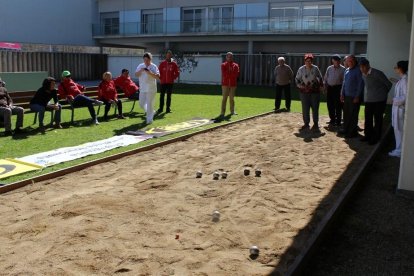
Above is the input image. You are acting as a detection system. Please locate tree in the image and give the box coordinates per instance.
[159,49,199,74]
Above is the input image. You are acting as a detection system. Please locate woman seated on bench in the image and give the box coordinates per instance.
[98,72,125,121]
[114,69,140,100]
[58,70,103,125]
[30,77,62,130]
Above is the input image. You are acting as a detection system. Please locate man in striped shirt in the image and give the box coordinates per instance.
[324,55,346,126]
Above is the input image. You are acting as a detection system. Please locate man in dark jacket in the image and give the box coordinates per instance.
[0,79,24,136]
[360,58,392,144]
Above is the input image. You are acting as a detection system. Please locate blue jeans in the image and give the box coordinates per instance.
[30,104,61,126]
[73,94,96,120]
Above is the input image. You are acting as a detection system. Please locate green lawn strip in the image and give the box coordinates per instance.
[1,84,365,184]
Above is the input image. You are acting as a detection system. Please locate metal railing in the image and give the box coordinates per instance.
[92,16,368,36]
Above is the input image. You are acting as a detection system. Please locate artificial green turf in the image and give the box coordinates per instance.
[0,84,364,184]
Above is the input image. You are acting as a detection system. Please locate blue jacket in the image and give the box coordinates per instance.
[342,66,364,98]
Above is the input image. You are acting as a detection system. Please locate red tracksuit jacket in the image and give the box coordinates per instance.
[98,80,118,101]
[114,75,139,97]
[159,59,180,84]
[221,61,240,87]
[58,78,85,100]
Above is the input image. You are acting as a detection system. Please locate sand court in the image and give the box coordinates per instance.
[0,113,371,275]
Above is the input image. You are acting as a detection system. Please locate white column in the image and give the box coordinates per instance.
[398,5,414,192]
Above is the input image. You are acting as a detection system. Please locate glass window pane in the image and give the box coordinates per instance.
[303,6,318,16]
[285,8,298,17]
[270,8,284,17]
[209,8,219,20]
[222,7,233,19]
[319,8,332,16]
[183,10,193,21]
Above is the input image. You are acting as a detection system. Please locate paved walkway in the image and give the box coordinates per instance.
[306,139,414,275]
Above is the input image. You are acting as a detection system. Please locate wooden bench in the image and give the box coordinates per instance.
[1,86,139,128]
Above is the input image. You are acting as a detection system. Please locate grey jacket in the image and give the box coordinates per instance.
[363,68,392,102]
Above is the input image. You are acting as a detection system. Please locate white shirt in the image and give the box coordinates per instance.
[135,63,159,93]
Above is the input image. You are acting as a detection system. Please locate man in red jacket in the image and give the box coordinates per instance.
[58,70,102,125]
[114,69,140,100]
[157,50,180,113]
[216,52,240,121]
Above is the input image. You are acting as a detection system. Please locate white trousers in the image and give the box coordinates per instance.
[139,91,156,123]
[393,126,403,154]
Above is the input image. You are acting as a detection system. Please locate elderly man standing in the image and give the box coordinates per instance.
[0,79,24,136]
[359,58,392,145]
[339,55,365,138]
[274,57,294,113]
[324,54,345,126]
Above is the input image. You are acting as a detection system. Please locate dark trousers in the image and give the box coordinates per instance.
[73,94,96,120]
[159,84,173,111]
[275,84,291,110]
[300,92,320,126]
[326,85,343,124]
[342,96,360,136]
[364,101,386,143]
[103,99,123,118]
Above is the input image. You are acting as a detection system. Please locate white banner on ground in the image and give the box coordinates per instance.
[17,135,153,167]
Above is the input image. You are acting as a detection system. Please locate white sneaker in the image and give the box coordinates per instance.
[93,118,100,125]
[388,150,401,157]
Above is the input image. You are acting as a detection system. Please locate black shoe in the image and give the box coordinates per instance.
[368,140,378,145]
[157,109,163,114]
[14,127,23,134]
[166,109,172,113]
[345,132,358,138]
[286,108,291,112]
[327,120,335,125]
[213,114,225,122]
[300,124,310,130]
[4,130,13,136]
[337,129,347,135]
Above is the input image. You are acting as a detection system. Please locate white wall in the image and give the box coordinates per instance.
[366,13,411,77]
[108,55,222,85]
[0,0,96,46]
[365,13,411,102]
[399,6,414,191]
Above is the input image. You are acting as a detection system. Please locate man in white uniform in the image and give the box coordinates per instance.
[135,52,160,124]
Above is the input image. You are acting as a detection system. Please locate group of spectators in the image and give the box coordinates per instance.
[273,53,408,157]
[0,51,409,158]
[0,50,180,134]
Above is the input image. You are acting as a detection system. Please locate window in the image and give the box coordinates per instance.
[303,4,333,31]
[142,9,163,34]
[100,12,119,35]
[269,6,300,31]
[208,6,233,32]
[182,8,207,32]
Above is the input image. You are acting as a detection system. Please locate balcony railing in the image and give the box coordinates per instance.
[92,16,368,37]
